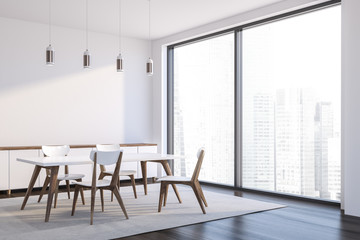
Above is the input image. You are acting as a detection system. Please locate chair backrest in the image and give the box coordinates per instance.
[95,144,121,172]
[90,150,122,165]
[191,148,205,182]
[90,150,123,187]
[96,144,120,151]
[42,145,70,157]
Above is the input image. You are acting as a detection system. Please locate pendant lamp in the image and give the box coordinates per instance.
[83,0,91,68]
[117,0,124,72]
[46,0,54,66]
[146,0,153,76]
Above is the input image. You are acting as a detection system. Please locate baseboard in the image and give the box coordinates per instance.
[200,181,340,206]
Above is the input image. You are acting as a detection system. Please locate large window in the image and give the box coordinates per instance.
[172,33,234,185]
[169,3,341,201]
[242,6,341,201]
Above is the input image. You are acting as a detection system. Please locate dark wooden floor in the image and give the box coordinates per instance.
[2,183,360,240]
[116,185,360,240]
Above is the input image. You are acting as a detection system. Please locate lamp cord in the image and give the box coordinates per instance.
[149,0,151,58]
[119,0,122,53]
[86,0,88,50]
[49,0,51,45]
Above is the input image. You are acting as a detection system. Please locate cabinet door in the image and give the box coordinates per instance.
[67,148,94,182]
[119,147,138,180]
[0,151,9,190]
[10,150,41,189]
[38,149,50,186]
[37,150,66,186]
[94,147,138,181]
[137,146,158,178]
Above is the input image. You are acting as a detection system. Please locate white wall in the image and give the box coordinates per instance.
[0,17,153,146]
[152,0,331,153]
[342,0,360,217]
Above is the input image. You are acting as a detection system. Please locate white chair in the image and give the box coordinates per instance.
[157,148,208,214]
[38,145,85,208]
[71,150,129,225]
[96,144,137,199]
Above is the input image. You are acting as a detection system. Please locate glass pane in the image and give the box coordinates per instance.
[242,6,341,200]
[173,33,234,185]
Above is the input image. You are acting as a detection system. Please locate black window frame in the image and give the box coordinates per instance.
[167,0,341,197]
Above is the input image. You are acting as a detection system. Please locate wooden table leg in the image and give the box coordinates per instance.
[160,160,182,203]
[45,166,59,222]
[21,165,41,210]
[141,161,147,195]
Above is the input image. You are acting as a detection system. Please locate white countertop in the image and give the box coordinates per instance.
[17,153,185,167]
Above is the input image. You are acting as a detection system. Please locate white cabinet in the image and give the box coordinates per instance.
[37,149,52,187]
[119,147,138,180]
[101,146,157,180]
[37,148,93,186]
[99,147,138,180]
[138,146,157,153]
[67,148,94,182]
[0,151,9,190]
[10,150,41,189]
[137,146,158,179]
[4,144,157,191]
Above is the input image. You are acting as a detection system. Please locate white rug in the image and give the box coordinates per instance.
[0,184,284,239]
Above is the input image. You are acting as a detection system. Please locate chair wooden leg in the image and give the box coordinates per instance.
[90,188,96,225]
[195,181,208,207]
[53,180,60,208]
[191,184,206,214]
[117,175,120,190]
[38,176,50,203]
[163,184,169,206]
[171,184,182,203]
[65,180,71,199]
[158,182,166,212]
[141,161,148,195]
[98,172,105,180]
[100,189,104,212]
[71,185,80,216]
[129,174,137,199]
[77,179,86,205]
[79,189,85,205]
[160,160,182,203]
[111,177,119,202]
[113,187,129,219]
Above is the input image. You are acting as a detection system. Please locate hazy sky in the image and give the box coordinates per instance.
[243,5,341,101]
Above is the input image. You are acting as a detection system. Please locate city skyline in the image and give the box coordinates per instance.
[243,87,340,200]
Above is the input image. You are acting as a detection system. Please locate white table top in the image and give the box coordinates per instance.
[16,153,184,167]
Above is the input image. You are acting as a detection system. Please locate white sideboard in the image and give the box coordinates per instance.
[0,151,9,190]
[0,144,157,191]
[9,150,42,189]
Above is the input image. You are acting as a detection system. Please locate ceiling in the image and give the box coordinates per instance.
[0,0,283,40]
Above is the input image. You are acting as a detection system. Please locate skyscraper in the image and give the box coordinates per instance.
[275,88,317,197]
[314,102,334,199]
[243,89,275,190]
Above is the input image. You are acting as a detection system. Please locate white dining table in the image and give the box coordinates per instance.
[17,153,184,222]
